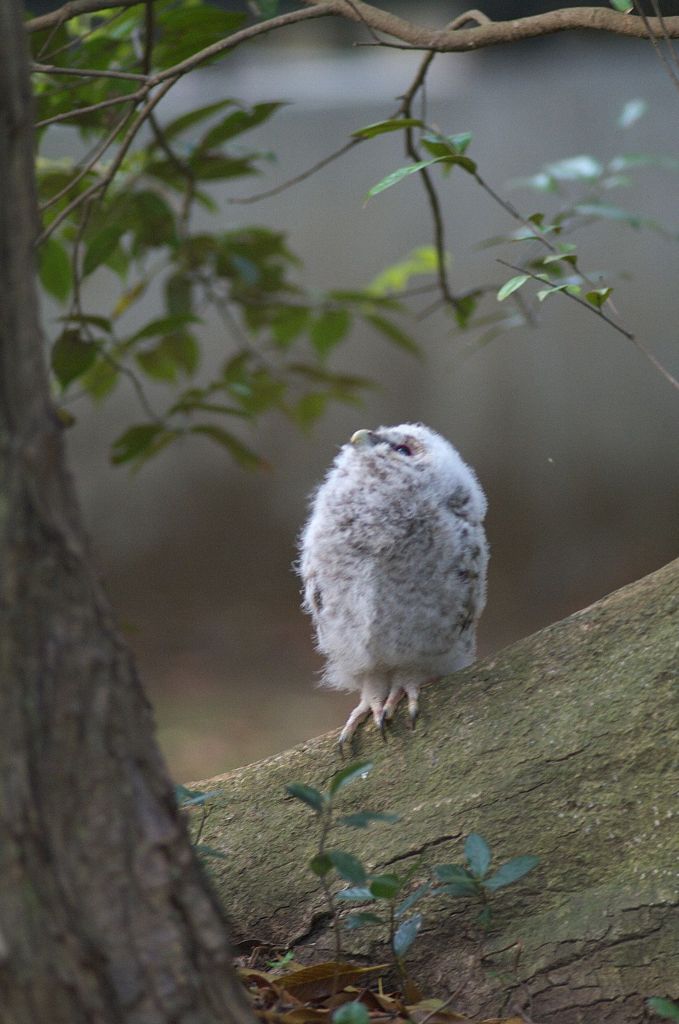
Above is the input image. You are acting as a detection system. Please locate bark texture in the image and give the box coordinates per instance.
[0,5,254,1023]
[195,559,679,1024]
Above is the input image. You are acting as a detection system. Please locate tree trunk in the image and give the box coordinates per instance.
[0,6,255,1022]
[194,558,679,1024]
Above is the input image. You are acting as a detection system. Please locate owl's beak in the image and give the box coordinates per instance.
[350,429,380,448]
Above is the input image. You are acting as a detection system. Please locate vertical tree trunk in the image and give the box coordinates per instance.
[0,4,253,1022]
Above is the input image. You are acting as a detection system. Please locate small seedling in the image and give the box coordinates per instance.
[286,761,399,972]
[433,832,539,928]
[176,784,227,863]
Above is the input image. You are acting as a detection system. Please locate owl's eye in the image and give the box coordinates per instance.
[392,443,413,456]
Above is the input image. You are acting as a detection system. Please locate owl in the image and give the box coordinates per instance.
[298,423,488,750]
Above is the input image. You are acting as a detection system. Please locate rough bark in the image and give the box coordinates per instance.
[195,558,679,1024]
[0,5,255,1023]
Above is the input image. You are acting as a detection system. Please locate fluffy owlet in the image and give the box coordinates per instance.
[298,423,489,750]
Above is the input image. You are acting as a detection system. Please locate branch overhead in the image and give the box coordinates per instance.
[26,0,679,50]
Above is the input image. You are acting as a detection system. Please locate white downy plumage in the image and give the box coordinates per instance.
[298,423,489,749]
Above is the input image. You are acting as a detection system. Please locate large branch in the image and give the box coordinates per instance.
[26,0,679,49]
[193,558,679,1022]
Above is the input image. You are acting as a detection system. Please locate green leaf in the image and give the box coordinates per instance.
[153,8,245,70]
[80,358,118,401]
[285,782,326,813]
[352,118,424,139]
[271,306,310,347]
[434,863,478,896]
[199,102,284,150]
[58,313,112,331]
[51,329,98,388]
[366,158,448,198]
[536,283,581,302]
[111,423,169,465]
[327,851,367,885]
[165,272,193,318]
[344,912,384,930]
[369,246,441,295]
[369,874,401,900]
[135,342,179,383]
[194,843,228,861]
[365,314,420,357]
[543,155,603,181]
[127,315,200,344]
[131,191,177,249]
[332,1002,370,1024]
[618,98,647,128]
[454,293,478,329]
[483,854,539,891]
[39,237,72,302]
[395,883,431,918]
[585,287,613,308]
[572,202,644,227]
[465,834,492,879]
[339,811,400,829]
[188,427,261,467]
[420,132,473,159]
[161,99,236,141]
[497,275,529,301]
[309,853,333,877]
[163,332,200,376]
[610,0,633,11]
[648,998,679,1022]
[83,226,123,276]
[310,308,351,358]
[329,760,373,797]
[252,0,279,17]
[335,887,374,902]
[393,913,422,958]
[187,155,257,182]
[176,786,219,807]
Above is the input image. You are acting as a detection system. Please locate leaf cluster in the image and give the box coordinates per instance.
[286,764,540,974]
[31,9,420,468]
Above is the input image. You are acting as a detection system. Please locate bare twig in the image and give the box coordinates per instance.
[231,139,361,204]
[35,85,147,128]
[633,0,679,95]
[32,62,148,82]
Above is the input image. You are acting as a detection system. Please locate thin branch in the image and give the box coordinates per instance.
[632,0,679,95]
[496,257,679,392]
[36,75,177,244]
[26,0,679,50]
[39,104,136,212]
[35,85,147,128]
[231,138,360,204]
[27,0,144,32]
[149,5,332,84]
[497,257,634,340]
[32,62,148,82]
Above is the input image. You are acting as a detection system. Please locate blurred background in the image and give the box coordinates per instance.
[38,2,679,780]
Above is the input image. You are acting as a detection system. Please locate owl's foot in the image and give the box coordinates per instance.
[338,695,388,755]
[380,685,420,731]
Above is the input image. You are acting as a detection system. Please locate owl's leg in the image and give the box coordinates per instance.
[338,675,388,754]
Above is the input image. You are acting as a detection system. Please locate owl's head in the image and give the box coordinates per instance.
[342,422,486,522]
